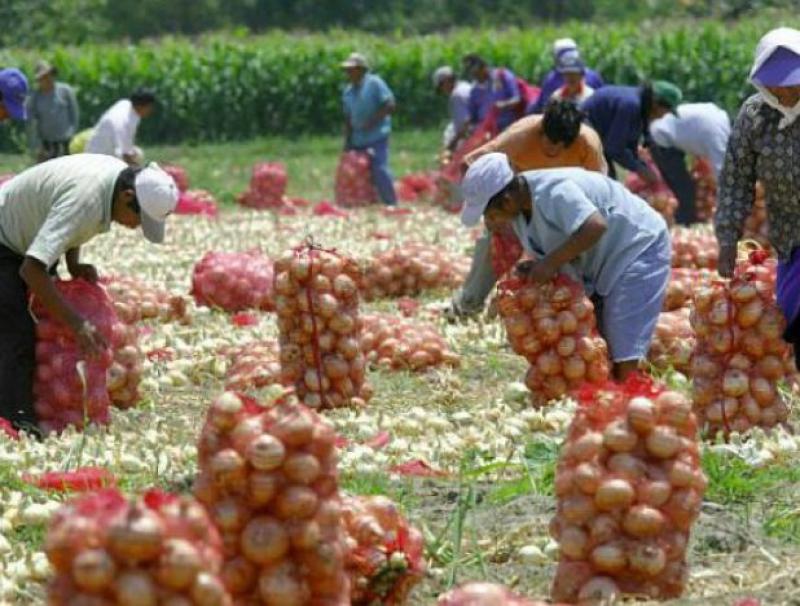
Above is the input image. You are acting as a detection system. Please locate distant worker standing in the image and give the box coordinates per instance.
[432,66,473,152]
[463,54,526,132]
[342,52,398,206]
[85,89,157,166]
[528,38,604,114]
[26,61,79,163]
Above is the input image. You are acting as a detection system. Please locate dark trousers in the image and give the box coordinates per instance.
[0,245,37,431]
[649,144,697,226]
[40,139,71,162]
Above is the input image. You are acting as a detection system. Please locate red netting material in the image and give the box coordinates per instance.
[192,251,275,313]
[32,280,116,434]
[23,467,117,492]
[395,172,439,203]
[490,226,524,278]
[335,151,378,208]
[238,162,289,210]
[176,189,220,218]
[551,375,705,603]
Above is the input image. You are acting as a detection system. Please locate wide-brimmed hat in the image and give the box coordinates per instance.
[34,61,56,79]
[341,52,369,70]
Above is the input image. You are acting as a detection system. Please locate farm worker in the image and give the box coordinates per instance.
[26,61,80,163]
[0,156,178,433]
[581,80,682,182]
[342,52,398,206]
[528,38,604,114]
[461,153,670,380]
[450,100,607,317]
[85,88,157,166]
[463,54,526,132]
[648,101,731,225]
[716,27,800,366]
[432,65,473,152]
[0,68,29,123]
[548,51,595,105]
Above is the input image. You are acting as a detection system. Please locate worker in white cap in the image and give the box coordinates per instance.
[0,154,178,433]
[528,38,605,114]
[432,65,473,151]
[461,153,670,380]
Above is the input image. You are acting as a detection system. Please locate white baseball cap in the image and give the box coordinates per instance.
[553,38,578,58]
[432,66,454,88]
[134,162,179,244]
[341,52,369,69]
[460,153,514,227]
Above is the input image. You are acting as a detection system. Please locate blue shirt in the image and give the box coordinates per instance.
[580,85,646,173]
[343,73,395,148]
[528,67,605,114]
[468,68,521,132]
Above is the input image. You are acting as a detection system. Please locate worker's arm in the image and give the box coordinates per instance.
[65,247,98,283]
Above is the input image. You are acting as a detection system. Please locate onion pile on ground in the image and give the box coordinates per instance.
[437,582,553,605]
[275,244,371,409]
[691,158,716,222]
[335,151,378,208]
[664,268,712,311]
[108,318,144,409]
[33,280,115,434]
[361,243,469,301]
[163,164,190,192]
[238,162,289,210]
[102,275,189,324]
[341,494,425,604]
[648,309,694,373]
[360,313,460,372]
[495,275,610,406]
[691,249,792,435]
[177,189,220,218]
[194,391,350,604]
[670,226,718,270]
[221,340,282,392]
[550,376,706,603]
[45,488,231,605]
[192,251,275,312]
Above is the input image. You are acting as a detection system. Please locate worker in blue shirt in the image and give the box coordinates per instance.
[342,52,398,206]
[580,80,682,183]
[463,54,524,132]
[528,38,604,114]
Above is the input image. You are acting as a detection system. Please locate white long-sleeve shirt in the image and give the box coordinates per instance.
[648,102,731,179]
[85,99,140,159]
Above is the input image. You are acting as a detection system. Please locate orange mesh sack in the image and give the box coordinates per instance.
[550,376,706,603]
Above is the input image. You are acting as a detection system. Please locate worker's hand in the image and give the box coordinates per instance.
[638,165,659,186]
[72,320,107,358]
[717,244,737,278]
[68,263,99,284]
[515,258,558,284]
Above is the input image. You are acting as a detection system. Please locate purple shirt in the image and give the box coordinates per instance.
[528,67,605,114]
[468,67,521,131]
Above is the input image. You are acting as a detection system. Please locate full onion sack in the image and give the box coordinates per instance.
[670,227,718,271]
[102,275,189,325]
[395,172,438,203]
[496,275,610,406]
[33,280,116,434]
[45,488,231,605]
[341,495,425,605]
[192,251,275,313]
[274,244,371,409]
[107,318,144,409]
[691,158,716,222]
[163,164,189,192]
[691,250,792,435]
[361,243,469,301]
[176,189,220,218]
[238,162,289,210]
[334,151,378,208]
[437,582,556,606]
[624,149,678,226]
[194,391,350,604]
[550,376,706,603]
[648,309,694,374]
[221,340,282,392]
[664,268,712,312]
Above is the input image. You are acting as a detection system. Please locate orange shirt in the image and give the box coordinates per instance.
[464,115,607,174]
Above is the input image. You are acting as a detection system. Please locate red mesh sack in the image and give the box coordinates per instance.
[624,149,678,226]
[334,151,378,208]
[360,313,460,372]
[102,275,189,325]
[32,280,115,434]
[361,243,469,301]
[395,172,438,203]
[192,251,275,313]
[690,158,716,222]
[550,375,706,603]
[45,488,230,605]
[648,309,694,373]
[163,164,189,192]
[194,391,350,604]
[107,318,144,409]
[23,467,117,492]
[438,582,553,605]
[238,162,289,210]
[495,275,610,406]
[176,189,219,218]
[670,226,718,270]
[690,250,792,435]
[221,340,282,392]
[341,495,425,604]
[274,244,372,409]
[490,227,524,278]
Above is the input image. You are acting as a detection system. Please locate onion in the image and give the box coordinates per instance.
[114,570,157,606]
[603,421,638,452]
[155,539,202,590]
[628,397,657,433]
[637,480,672,507]
[559,526,588,559]
[71,548,116,591]
[594,478,635,511]
[622,505,666,537]
[190,571,231,606]
[275,486,319,520]
[107,508,164,564]
[282,453,322,485]
[561,494,596,525]
[588,514,619,544]
[247,435,286,471]
[607,453,646,481]
[645,426,682,459]
[573,462,602,495]
[628,542,667,576]
[221,556,257,594]
[210,449,248,490]
[258,563,307,606]
[271,409,314,447]
[590,543,626,573]
[241,516,290,565]
[722,369,749,397]
[577,576,620,602]
[567,431,603,462]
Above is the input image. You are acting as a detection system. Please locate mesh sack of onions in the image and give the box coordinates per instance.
[334,151,378,208]
[176,189,220,218]
[192,251,275,313]
[395,172,439,203]
[341,495,425,605]
[108,319,144,409]
[102,275,189,325]
[32,280,116,434]
[45,488,231,605]
[437,582,552,605]
[238,162,289,210]
[624,149,678,226]
[274,244,371,409]
[648,309,694,373]
[495,275,610,406]
[742,182,770,249]
[221,340,282,392]
[550,375,706,603]
[670,226,718,270]
[194,391,350,604]
[362,243,469,301]
[690,158,716,222]
[664,268,712,311]
[163,164,189,192]
[690,249,792,435]
[490,226,524,278]
[360,313,459,372]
